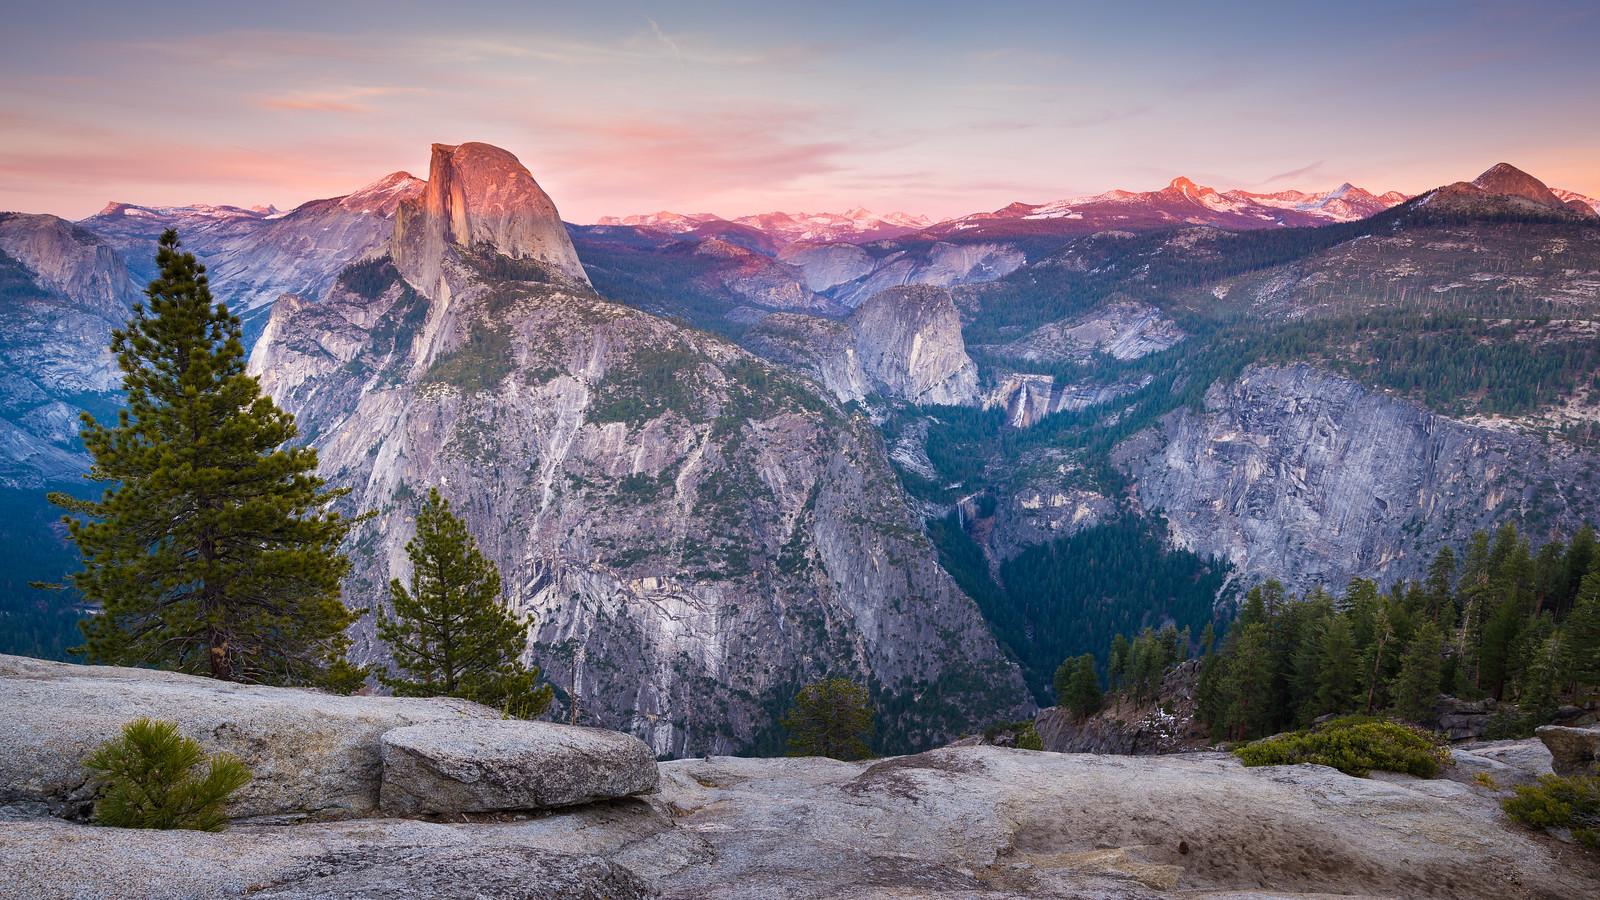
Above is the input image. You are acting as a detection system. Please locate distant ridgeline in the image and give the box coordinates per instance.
[1079,523,1600,741]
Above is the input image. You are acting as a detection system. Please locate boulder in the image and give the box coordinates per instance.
[1448,738,1554,789]
[379,719,659,817]
[1536,724,1600,776]
[0,653,496,822]
[1433,695,1498,742]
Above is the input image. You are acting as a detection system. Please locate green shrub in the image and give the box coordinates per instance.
[1233,716,1451,778]
[1502,775,1600,849]
[84,718,252,831]
[981,719,1045,751]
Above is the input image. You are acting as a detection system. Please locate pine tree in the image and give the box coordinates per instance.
[1561,525,1596,616]
[1289,619,1326,725]
[50,230,358,687]
[1362,605,1395,714]
[1392,622,1444,723]
[1108,633,1131,689]
[1425,545,1456,623]
[1224,623,1275,739]
[1056,653,1102,717]
[1558,563,1600,696]
[1195,647,1228,741]
[783,677,875,760]
[378,488,552,718]
[84,718,251,832]
[1315,617,1359,716]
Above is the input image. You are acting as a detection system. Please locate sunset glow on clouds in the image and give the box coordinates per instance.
[2,0,1597,221]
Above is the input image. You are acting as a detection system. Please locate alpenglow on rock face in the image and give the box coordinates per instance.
[250,142,1031,758]
[393,142,590,294]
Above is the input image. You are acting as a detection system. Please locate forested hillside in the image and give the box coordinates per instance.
[1079,523,1600,740]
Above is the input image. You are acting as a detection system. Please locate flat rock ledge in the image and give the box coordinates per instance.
[380,719,660,817]
[1536,724,1600,776]
[0,654,498,822]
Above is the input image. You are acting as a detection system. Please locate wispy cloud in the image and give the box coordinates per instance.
[258,85,427,113]
[647,19,683,60]
[1263,161,1326,185]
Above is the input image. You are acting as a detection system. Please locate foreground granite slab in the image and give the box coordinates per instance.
[6,744,1598,899]
[0,654,499,822]
[380,718,659,816]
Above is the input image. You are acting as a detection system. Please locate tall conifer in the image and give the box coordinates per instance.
[51,230,358,687]
[378,488,552,718]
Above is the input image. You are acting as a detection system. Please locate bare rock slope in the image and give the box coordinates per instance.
[748,285,981,406]
[1116,363,1600,589]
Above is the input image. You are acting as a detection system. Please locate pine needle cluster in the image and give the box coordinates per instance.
[84,718,251,831]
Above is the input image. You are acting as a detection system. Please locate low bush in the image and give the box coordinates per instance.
[1502,775,1600,849]
[1233,716,1451,778]
[84,718,252,831]
[982,719,1045,751]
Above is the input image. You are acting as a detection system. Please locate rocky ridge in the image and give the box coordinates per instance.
[82,171,426,324]
[0,213,138,488]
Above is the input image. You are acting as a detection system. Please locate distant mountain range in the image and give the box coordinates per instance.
[596,208,935,244]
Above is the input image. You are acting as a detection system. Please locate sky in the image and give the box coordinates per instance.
[2,0,1597,222]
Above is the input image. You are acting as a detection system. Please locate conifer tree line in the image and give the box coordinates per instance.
[1069,522,1600,741]
[48,231,550,715]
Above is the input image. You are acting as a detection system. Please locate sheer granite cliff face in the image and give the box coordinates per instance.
[746,285,981,407]
[392,143,589,296]
[1114,364,1600,590]
[250,149,1030,756]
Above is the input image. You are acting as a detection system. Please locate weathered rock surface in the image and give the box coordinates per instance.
[775,240,876,292]
[393,142,589,294]
[997,299,1184,365]
[0,805,671,900]
[1536,724,1600,776]
[379,719,658,816]
[1449,738,1555,789]
[1433,695,1501,742]
[830,241,1026,309]
[1115,363,1600,589]
[0,653,496,822]
[650,747,1598,899]
[9,739,1597,899]
[0,213,137,488]
[747,286,982,407]
[250,844,656,900]
[743,312,872,402]
[846,285,980,406]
